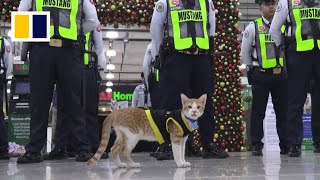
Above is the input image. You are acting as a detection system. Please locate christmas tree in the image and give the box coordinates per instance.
[0,0,18,22]
[95,0,155,27]
[212,0,246,152]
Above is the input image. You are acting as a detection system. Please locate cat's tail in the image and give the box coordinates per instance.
[87,113,114,166]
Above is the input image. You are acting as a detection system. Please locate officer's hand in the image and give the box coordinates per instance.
[209,36,214,52]
[246,65,254,85]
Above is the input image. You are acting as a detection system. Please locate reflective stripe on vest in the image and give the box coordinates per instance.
[289,1,320,51]
[169,0,209,50]
[255,18,284,69]
[84,33,90,65]
[0,36,3,54]
[36,0,79,40]
[155,69,159,82]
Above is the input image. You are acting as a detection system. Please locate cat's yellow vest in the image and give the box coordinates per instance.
[145,110,193,144]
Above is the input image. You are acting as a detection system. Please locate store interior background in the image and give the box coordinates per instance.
[0,0,260,111]
[0,0,280,153]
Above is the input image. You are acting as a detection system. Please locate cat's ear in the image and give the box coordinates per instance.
[181,94,189,105]
[199,94,207,105]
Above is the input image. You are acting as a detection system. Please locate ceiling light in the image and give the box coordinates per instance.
[106,63,115,70]
[106,88,112,93]
[106,81,113,87]
[106,72,114,79]
[106,31,118,39]
[106,49,116,57]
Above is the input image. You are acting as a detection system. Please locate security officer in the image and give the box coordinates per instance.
[142,43,161,109]
[17,0,100,163]
[0,35,13,160]
[270,0,320,157]
[310,80,320,153]
[150,0,229,160]
[43,27,107,160]
[241,0,289,156]
[132,84,151,108]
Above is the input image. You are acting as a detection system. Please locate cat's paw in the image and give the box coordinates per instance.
[129,163,141,168]
[117,163,127,168]
[176,162,191,168]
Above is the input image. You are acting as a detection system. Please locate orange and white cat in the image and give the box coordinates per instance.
[87,94,207,168]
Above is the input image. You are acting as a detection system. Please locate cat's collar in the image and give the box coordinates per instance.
[184,115,197,124]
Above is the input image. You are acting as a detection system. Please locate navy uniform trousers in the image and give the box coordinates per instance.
[250,68,288,147]
[0,79,8,153]
[159,52,215,147]
[26,44,89,153]
[311,81,320,145]
[55,66,100,153]
[286,48,320,146]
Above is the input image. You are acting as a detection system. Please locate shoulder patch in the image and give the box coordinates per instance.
[5,46,11,53]
[172,0,179,6]
[96,25,101,32]
[156,2,164,12]
[210,2,215,11]
[243,30,249,38]
[276,3,282,12]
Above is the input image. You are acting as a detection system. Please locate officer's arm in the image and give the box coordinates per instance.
[82,0,100,33]
[150,0,167,59]
[18,0,32,11]
[131,87,139,108]
[93,27,107,71]
[142,43,153,90]
[3,39,13,79]
[269,0,288,47]
[240,23,255,66]
[208,0,216,36]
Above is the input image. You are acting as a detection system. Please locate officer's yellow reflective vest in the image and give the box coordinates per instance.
[289,1,320,51]
[84,32,91,65]
[0,36,3,54]
[254,18,284,69]
[36,0,79,40]
[169,0,209,50]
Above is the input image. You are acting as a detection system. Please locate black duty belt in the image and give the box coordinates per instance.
[176,48,210,55]
[255,67,284,75]
[33,38,80,48]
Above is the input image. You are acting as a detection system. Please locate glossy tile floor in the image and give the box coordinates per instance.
[1,151,320,180]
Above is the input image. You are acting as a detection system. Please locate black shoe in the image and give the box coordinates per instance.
[288,145,302,157]
[67,151,76,158]
[252,145,263,156]
[155,143,173,160]
[202,143,229,159]
[43,148,68,160]
[313,143,320,153]
[75,151,93,162]
[17,152,43,164]
[152,146,160,158]
[0,152,10,160]
[280,145,289,155]
[100,152,109,159]
[185,146,202,157]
